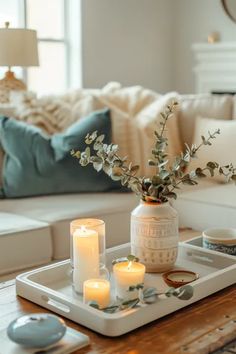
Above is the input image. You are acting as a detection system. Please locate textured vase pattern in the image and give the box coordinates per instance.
[131,202,178,272]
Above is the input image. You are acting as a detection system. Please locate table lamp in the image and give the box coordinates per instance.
[0,22,39,103]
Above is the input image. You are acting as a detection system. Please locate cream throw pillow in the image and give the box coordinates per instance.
[110,107,144,173]
[188,116,236,182]
[178,94,233,150]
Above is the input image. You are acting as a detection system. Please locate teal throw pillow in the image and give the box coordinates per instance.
[0,109,122,198]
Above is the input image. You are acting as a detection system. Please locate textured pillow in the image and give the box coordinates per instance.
[0,109,122,198]
[109,106,144,174]
[52,108,112,161]
[188,116,236,182]
[178,94,233,149]
[107,93,181,178]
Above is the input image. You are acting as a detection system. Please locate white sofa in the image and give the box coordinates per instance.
[0,86,236,275]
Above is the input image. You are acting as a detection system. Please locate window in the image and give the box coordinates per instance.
[26,0,67,95]
[0,0,81,95]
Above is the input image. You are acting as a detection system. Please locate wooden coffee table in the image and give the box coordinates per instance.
[0,230,236,354]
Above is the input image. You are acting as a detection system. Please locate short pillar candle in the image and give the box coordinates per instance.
[83,279,110,309]
[113,261,146,299]
[73,227,99,293]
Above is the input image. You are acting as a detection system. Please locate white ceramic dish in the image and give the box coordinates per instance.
[16,242,236,337]
[202,228,236,255]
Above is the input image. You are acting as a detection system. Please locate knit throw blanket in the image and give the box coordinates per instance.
[9,83,181,177]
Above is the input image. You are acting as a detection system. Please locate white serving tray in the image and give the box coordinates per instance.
[184,235,205,248]
[16,242,236,337]
[185,235,236,255]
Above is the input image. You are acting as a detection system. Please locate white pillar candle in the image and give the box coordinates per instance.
[73,226,99,293]
[83,279,110,309]
[113,261,146,299]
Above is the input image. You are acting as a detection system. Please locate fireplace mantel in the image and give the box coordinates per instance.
[192,42,236,93]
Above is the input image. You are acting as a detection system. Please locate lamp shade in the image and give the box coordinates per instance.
[0,28,39,67]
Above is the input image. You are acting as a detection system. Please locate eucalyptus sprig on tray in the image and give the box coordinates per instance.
[112,254,139,265]
[88,284,194,314]
[71,102,236,203]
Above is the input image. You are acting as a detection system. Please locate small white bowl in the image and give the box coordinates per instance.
[202,228,236,255]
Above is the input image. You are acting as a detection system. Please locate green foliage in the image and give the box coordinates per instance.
[129,283,144,291]
[88,284,194,313]
[112,254,139,265]
[71,102,236,203]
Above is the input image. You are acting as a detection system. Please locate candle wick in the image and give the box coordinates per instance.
[80,225,87,232]
[127,261,132,270]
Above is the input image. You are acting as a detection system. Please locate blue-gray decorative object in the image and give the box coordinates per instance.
[7,313,66,348]
[203,239,236,255]
[0,109,123,198]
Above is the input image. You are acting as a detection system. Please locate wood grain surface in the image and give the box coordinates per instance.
[0,230,235,354]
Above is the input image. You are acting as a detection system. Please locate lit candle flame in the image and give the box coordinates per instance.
[127,261,132,270]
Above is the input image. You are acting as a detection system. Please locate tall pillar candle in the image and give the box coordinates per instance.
[73,227,99,293]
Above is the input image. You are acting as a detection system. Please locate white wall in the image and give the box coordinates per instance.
[173,0,236,93]
[80,0,236,94]
[81,0,173,93]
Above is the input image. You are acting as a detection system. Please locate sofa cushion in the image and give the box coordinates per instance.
[0,109,123,198]
[0,192,138,259]
[188,116,236,182]
[173,183,236,231]
[0,212,52,275]
[178,94,232,149]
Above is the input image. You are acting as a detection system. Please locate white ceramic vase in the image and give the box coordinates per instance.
[131,201,179,272]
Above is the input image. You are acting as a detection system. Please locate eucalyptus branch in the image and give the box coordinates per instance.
[88,284,194,314]
[191,129,220,156]
[159,104,176,138]
[149,102,178,177]
[71,102,236,203]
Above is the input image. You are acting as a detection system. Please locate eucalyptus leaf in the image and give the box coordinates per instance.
[89,301,99,309]
[103,162,112,175]
[207,161,218,169]
[165,287,176,297]
[127,255,139,262]
[93,162,103,172]
[159,170,169,180]
[148,159,156,166]
[121,298,140,309]
[143,295,158,304]
[85,131,97,144]
[103,305,119,314]
[174,285,194,300]
[143,287,158,298]
[85,147,90,157]
[96,134,105,143]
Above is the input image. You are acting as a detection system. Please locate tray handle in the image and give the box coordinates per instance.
[41,295,71,313]
[186,251,214,264]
